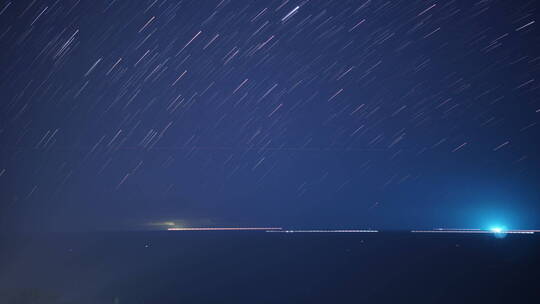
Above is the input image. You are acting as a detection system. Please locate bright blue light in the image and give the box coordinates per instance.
[490,227,504,233]
[489,226,508,238]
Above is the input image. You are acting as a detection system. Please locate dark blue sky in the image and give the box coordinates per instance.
[1,0,539,231]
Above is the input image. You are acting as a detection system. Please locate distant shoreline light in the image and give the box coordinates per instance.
[267,230,379,233]
[166,228,379,233]
[167,227,282,231]
[165,227,537,234]
[411,229,537,234]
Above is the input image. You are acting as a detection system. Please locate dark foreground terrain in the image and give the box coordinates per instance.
[1,231,539,303]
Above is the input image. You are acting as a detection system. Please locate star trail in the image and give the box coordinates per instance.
[0,0,539,231]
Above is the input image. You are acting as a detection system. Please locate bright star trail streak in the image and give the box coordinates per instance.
[281,6,299,22]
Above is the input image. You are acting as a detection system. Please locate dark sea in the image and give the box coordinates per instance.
[1,231,539,304]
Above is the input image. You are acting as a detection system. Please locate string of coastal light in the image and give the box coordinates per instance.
[165,227,537,234]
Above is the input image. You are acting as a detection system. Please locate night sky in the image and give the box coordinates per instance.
[1,0,539,232]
